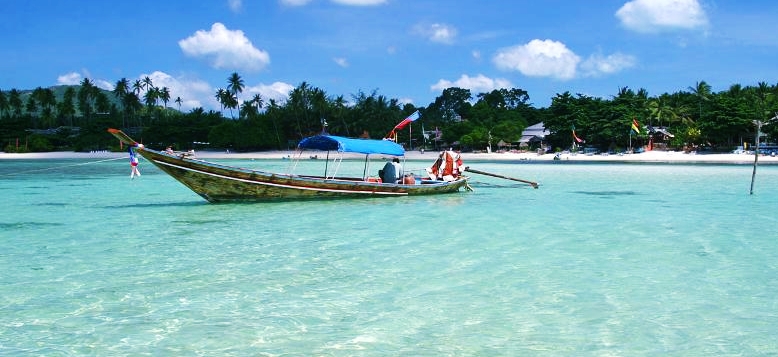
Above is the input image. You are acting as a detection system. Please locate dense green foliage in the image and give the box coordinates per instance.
[2,73,777,153]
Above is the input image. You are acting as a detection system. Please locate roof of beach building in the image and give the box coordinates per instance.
[519,122,550,144]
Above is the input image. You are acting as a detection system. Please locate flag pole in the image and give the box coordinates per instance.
[409,124,412,150]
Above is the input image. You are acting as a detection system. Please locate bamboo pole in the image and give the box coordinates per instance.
[464,167,539,189]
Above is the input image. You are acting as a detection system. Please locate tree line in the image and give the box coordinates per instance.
[1,72,776,153]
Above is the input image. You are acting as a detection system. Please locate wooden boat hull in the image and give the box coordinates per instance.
[109,129,469,202]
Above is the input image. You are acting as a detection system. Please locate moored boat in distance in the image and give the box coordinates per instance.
[107,128,471,202]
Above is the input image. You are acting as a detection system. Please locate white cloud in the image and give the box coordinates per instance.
[414,23,457,44]
[333,57,349,67]
[430,74,512,94]
[472,50,481,61]
[94,79,114,91]
[56,71,112,90]
[136,71,215,111]
[244,82,295,104]
[57,72,82,85]
[580,52,637,77]
[136,71,293,111]
[55,69,294,113]
[493,39,580,80]
[616,0,708,33]
[228,0,242,12]
[179,23,270,72]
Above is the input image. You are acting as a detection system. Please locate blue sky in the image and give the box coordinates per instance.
[2,0,776,112]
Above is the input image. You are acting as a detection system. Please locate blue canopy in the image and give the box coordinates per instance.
[298,135,405,156]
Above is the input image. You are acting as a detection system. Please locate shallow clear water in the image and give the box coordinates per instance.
[2,158,777,356]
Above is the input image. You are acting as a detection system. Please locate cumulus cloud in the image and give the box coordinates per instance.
[179,23,270,72]
[493,39,635,79]
[137,71,293,111]
[493,39,580,80]
[55,69,293,113]
[57,72,82,85]
[94,79,114,90]
[580,52,637,77]
[413,23,457,44]
[56,71,112,90]
[430,74,512,94]
[244,82,295,104]
[135,71,215,111]
[616,0,708,33]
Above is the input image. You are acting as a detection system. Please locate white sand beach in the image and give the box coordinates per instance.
[2,149,778,164]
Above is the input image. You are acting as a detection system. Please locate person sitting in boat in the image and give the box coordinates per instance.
[426,150,462,181]
[381,157,403,183]
[165,146,174,155]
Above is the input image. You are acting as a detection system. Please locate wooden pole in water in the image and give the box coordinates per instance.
[464,167,539,189]
[750,120,760,195]
[751,113,778,195]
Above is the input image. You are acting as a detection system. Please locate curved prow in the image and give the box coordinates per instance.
[107,128,140,147]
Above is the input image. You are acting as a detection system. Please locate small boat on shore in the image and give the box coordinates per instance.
[107,128,471,202]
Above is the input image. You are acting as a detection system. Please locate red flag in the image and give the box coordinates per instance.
[385,111,420,138]
[631,118,640,134]
[573,130,584,143]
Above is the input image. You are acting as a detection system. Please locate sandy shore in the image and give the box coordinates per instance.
[2,149,777,164]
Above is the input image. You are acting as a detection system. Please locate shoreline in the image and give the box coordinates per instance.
[1,150,777,164]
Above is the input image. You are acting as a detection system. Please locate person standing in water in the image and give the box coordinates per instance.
[129,146,141,179]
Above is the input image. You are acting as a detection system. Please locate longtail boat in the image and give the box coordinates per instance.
[108,128,471,202]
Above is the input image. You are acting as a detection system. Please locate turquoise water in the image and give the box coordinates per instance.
[2,158,778,356]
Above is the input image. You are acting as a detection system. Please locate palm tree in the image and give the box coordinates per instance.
[159,87,171,110]
[114,78,130,127]
[143,87,159,108]
[8,89,24,118]
[227,72,244,94]
[33,87,57,128]
[123,92,142,128]
[240,93,263,119]
[132,79,143,95]
[77,78,97,123]
[142,76,154,92]
[223,93,238,118]
[25,95,39,127]
[113,78,130,100]
[241,100,256,118]
[58,87,76,126]
[648,97,677,127]
[0,90,7,119]
[688,81,712,121]
[215,88,227,113]
[227,72,244,118]
[289,82,313,137]
[251,93,263,111]
[175,96,183,112]
[264,98,284,148]
[332,95,349,136]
